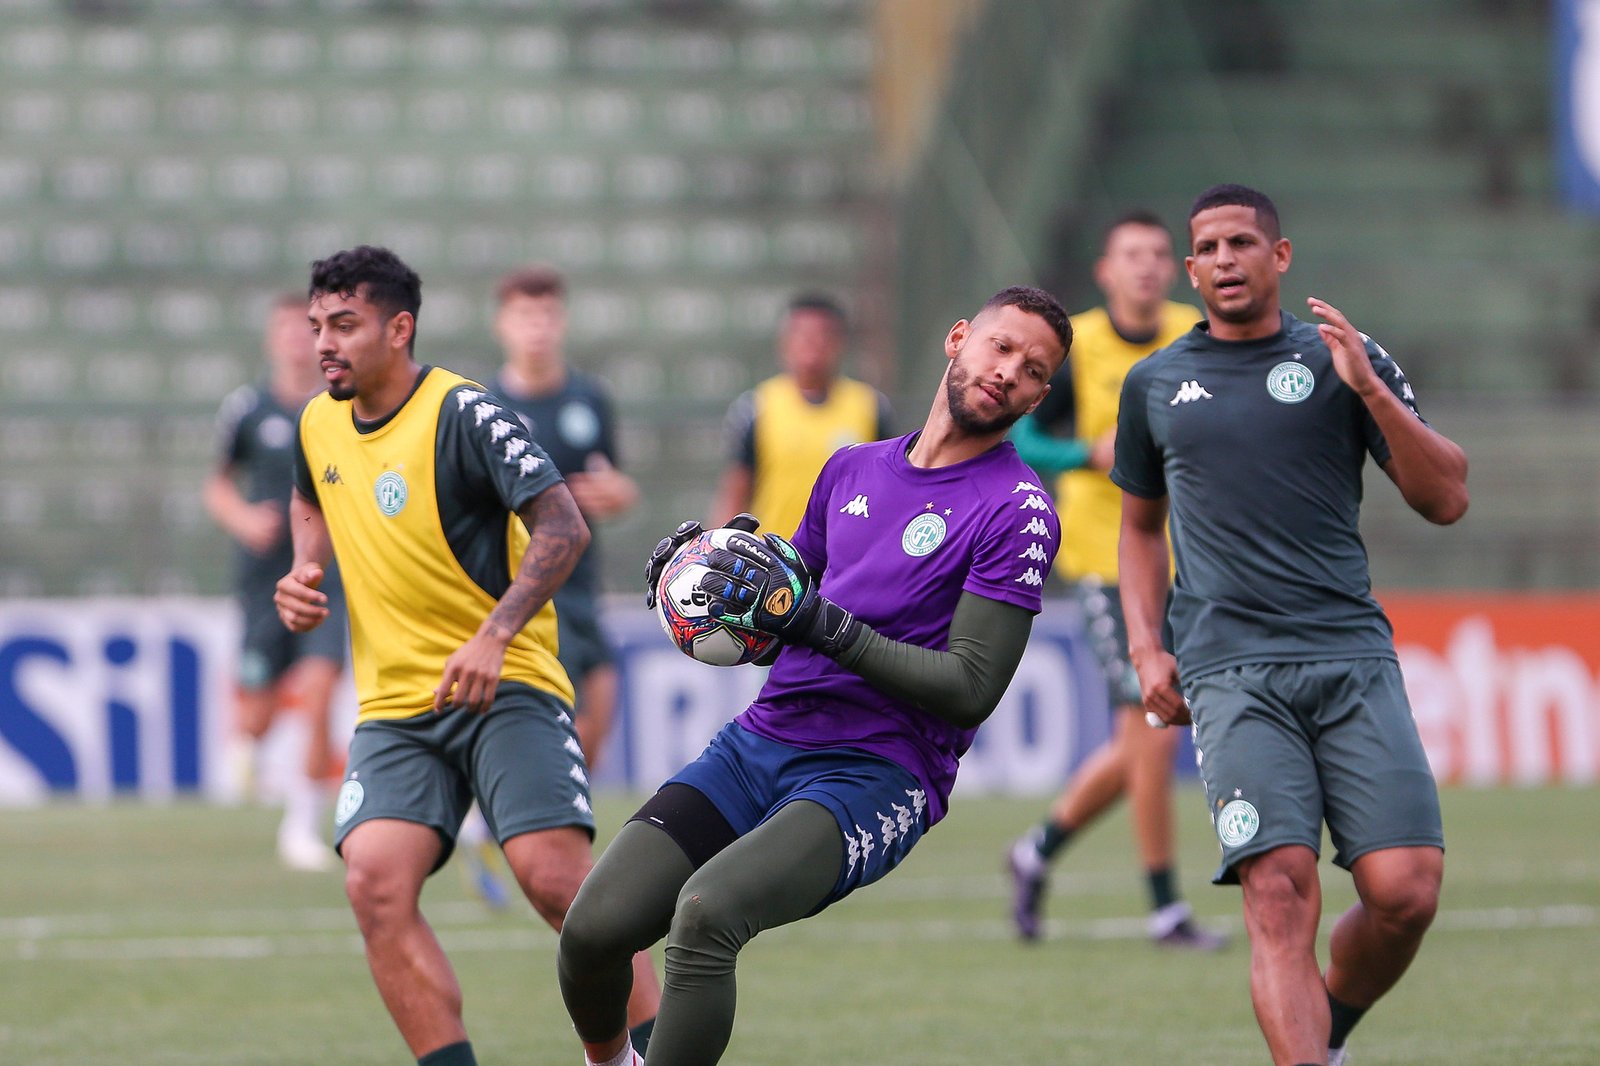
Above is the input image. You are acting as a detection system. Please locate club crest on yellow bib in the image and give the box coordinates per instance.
[765,587,794,615]
[374,470,408,516]
[1266,361,1314,404]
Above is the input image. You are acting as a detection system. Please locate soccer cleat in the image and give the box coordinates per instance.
[1327,1046,1349,1066]
[1007,836,1049,941]
[277,826,334,873]
[462,841,511,911]
[1148,901,1228,951]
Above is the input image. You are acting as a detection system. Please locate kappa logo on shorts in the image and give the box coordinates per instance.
[334,779,364,826]
[1216,798,1260,848]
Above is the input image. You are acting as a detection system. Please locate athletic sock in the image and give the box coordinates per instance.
[1146,866,1178,911]
[417,1041,477,1066]
[629,1017,655,1056]
[585,1039,637,1066]
[1037,820,1075,860]
[1327,991,1368,1049]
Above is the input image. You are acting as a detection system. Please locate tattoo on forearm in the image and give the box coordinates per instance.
[485,489,587,638]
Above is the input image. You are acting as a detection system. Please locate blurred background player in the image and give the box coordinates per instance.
[204,291,347,873]
[1005,212,1224,948]
[456,265,642,910]
[494,265,638,767]
[710,292,893,534]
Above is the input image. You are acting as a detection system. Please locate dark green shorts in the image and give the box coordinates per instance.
[237,578,347,689]
[1072,579,1142,709]
[1187,658,1443,885]
[553,590,616,689]
[332,682,594,870]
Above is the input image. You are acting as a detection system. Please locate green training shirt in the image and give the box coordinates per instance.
[1111,310,1425,680]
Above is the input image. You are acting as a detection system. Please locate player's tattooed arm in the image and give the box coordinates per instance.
[434,483,590,714]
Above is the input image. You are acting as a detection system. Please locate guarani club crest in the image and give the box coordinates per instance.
[901,511,946,557]
[1266,360,1314,404]
[374,470,408,516]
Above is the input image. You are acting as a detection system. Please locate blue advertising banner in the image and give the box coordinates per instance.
[0,598,1192,805]
[1557,0,1600,211]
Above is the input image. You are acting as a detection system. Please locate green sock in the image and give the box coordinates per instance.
[1037,821,1074,859]
[1327,992,1368,1049]
[1146,866,1178,911]
[629,1017,656,1056]
[417,1041,476,1066]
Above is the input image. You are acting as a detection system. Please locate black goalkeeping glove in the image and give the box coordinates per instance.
[696,517,862,660]
[643,513,762,609]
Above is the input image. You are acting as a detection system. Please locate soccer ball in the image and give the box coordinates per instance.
[655,527,780,667]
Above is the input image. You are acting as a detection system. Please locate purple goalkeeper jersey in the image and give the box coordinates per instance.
[736,431,1060,825]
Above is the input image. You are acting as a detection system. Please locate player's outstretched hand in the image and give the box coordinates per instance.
[1309,296,1381,399]
[274,564,329,633]
[645,519,704,608]
[698,531,862,659]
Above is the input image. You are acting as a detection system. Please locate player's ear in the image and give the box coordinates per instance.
[1185,255,1200,289]
[389,310,416,350]
[1274,237,1293,275]
[944,319,970,362]
[1024,382,1050,416]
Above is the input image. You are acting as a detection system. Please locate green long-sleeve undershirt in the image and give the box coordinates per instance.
[1009,411,1090,475]
[834,590,1035,730]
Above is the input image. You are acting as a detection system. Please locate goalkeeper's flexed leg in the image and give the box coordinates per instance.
[557,288,1075,1066]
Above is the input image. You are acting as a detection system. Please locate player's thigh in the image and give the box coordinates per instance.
[333,716,474,870]
[1312,659,1444,871]
[1073,580,1143,708]
[340,817,445,902]
[675,799,844,941]
[1188,664,1324,885]
[469,683,595,844]
[238,592,294,692]
[555,596,616,691]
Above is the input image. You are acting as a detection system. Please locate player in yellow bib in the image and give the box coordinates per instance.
[1006,212,1224,949]
[274,246,657,1066]
[711,293,891,535]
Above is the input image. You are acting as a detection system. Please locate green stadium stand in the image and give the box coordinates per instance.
[0,3,882,596]
[897,0,1600,589]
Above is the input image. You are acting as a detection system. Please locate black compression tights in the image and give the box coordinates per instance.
[558,800,843,1066]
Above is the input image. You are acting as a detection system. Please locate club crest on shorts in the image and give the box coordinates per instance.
[374,470,408,516]
[901,513,946,557]
[1216,798,1260,847]
[1266,361,1314,404]
[335,779,365,826]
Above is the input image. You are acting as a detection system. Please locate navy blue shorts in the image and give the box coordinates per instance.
[668,722,929,908]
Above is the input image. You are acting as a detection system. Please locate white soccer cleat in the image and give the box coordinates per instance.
[277,827,334,872]
[1327,1047,1349,1066]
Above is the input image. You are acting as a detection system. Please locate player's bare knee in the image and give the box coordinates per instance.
[1364,875,1440,937]
[343,860,416,932]
[1239,856,1319,944]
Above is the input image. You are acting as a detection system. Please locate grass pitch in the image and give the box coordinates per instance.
[1,786,1595,1064]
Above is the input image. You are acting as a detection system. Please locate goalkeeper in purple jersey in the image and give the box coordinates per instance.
[557,287,1073,1066]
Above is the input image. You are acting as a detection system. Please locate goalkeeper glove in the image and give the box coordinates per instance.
[697,528,862,660]
[643,513,759,609]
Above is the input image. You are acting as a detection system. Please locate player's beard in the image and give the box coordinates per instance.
[328,380,357,401]
[945,358,1025,435]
